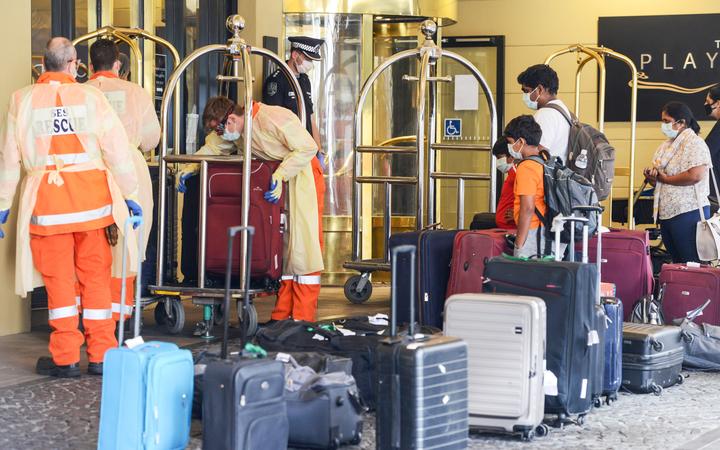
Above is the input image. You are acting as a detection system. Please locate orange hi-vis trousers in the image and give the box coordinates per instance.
[111,276,135,321]
[271,156,325,322]
[30,229,116,365]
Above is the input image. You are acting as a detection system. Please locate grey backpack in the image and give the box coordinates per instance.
[542,103,615,201]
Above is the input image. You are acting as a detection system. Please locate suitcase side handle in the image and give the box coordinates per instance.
[222,225,255,359]
[390,244,416,338]
[118,216,144,347]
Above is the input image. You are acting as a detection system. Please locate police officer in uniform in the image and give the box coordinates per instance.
[263,36,324,156]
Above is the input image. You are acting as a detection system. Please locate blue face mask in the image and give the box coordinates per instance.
[661,121,678,139]
[522,87,539,110]
[222,129,241,141]
[507,141,524,159]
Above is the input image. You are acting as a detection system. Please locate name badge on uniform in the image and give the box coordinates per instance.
[104,91,127,115]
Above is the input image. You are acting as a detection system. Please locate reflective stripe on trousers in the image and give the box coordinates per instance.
[31,204,112,227]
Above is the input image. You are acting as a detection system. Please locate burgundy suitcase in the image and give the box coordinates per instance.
[205,161,284,281]
[446,229,510,298]
[583,229,653,321]
[659,263,720,325]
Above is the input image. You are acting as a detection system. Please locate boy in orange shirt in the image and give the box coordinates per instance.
[503,115,552,258]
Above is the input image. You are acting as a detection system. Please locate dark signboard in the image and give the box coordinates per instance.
[154,53,167,117]
[598,14,720,122]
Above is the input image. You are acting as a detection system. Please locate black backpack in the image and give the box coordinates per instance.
[542,103,615,201]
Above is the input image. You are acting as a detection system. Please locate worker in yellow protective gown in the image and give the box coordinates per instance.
[176,96,324,321]
[87,38,160,322]
[0,37,140,377]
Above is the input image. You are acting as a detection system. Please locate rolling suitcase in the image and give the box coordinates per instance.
[202,226,288,450]
[469,212,497,230]
[444,293,548,441]
[621,323,686,395]
[601,297,623,404]
[389,229,458,328]
[659,263,720,326]
[98,216,194,450]
[205,161,285,283]
[376,245,469,450]
[446,229,510,298]
[485,212,601,424]
[583,229,653,321]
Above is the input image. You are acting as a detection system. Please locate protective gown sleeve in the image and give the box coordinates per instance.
[96,93,139,201]
[272,111,318,180]
[138,94,161,152]
[0,94,22,211]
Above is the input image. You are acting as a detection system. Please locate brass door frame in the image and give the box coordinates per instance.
[544,44,639,229]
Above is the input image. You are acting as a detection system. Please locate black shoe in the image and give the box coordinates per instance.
[87,362,103,376]
[35,356,81,378]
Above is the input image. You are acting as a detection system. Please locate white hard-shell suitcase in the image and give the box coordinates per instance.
[444,293,549,441]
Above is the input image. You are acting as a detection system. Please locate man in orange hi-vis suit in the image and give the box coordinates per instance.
[87,39,160,324]
[0,37,140,378]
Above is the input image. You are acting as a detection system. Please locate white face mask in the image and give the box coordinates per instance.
[297,59,314,75]
[522,87,539,110]
[496,158,513,174]
[661,121,678,139]
[507,141,524,159]
[222,129,241,141]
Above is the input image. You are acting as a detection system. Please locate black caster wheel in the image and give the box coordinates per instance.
[158,299,185,335]
[593,397,602,408]
[535,423,549,437]
[237,302,258,337]
[677,374,684,385]
[521,430,535,442]
[651,384,663,396]
[329,437,341,449]
[576,414,586,426]
[605,393,617,406]
[350,433,362,445]
[344,275,373,304]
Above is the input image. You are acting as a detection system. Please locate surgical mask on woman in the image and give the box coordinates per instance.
[522,87,539,110]
[661,121,679,139]
[222,129,241,141]
[507,140,524,159]
[496,158,513,174]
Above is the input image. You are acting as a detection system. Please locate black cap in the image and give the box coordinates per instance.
[288,36,324,61]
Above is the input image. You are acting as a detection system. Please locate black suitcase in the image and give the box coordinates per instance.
[376,245,469,450]
[591,304,607,408]
[202,226,289,450]
[389,229,458,328]
[469,212,497,230]
[621,323,685,394]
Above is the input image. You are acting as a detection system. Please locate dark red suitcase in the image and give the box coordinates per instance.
[446,229,510,298]
[583,229,653,321]
[659,263,720,325]
[205,161,284,281]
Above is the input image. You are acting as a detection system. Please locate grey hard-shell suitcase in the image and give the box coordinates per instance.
[444,293,549,441]
[621,323,686,395]
[376,245,469,450]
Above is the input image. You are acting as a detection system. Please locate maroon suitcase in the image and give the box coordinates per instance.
[205,161,284,281]
[446,229,511,298]
[659,263,720,325]
[582,229,653,321]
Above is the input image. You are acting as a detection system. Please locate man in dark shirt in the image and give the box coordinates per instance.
[263,36,324,164]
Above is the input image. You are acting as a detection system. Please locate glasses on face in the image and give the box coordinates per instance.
[214,106,234,135]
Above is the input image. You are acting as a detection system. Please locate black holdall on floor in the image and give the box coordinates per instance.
[375,245,469,450]
[279,353,365,449]
[621,323,686,395]
[201,226,289,450]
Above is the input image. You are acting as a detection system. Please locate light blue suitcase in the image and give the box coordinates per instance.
[97,217,194,450]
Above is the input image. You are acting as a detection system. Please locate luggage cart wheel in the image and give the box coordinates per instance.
[155,298,185,335]
[535,424,549,438]
[651,384,663,396]
[237,301,258,337]
[344,274,373,304]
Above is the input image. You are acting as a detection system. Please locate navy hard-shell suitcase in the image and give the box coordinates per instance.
[388,229,458,328]
[602,298,623,404]
[376,245,469,449]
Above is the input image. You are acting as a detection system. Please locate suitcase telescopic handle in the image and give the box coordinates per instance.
[390,245,416,338]
[222,225,255,360]
[118,216,144,347]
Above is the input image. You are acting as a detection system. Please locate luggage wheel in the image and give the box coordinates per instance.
[605,393,617,405]
[237,301,258,337]
[154,298,185,335]
[521,430,535,442]
[575,414,586,426]
[593,397,602,409]
[534,423,550,438]
[676,374,685,385]
[651,384,663,396]
[344,273,373,304]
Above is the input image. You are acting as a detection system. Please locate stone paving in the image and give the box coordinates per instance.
[1,366,719,449]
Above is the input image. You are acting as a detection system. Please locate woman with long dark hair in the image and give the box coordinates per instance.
[643,101,712,263]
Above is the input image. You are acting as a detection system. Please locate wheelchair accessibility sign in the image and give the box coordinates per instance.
[444,118,462,138]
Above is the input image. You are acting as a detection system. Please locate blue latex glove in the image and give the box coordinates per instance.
[177,172,195,193]
[317,153,327,172]
[125,200,142,229]
[263,172,283,204]
[0,209,8,239]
